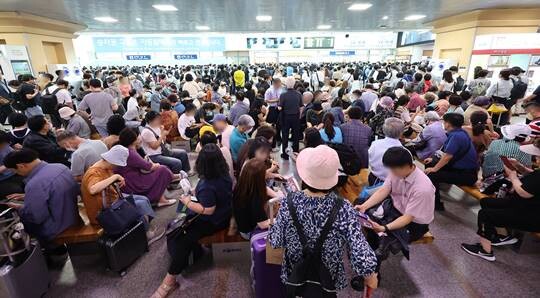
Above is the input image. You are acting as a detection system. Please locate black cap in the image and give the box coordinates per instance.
[523,98,540,108]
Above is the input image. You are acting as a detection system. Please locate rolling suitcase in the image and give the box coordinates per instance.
[250,197,285,298]
[98,220,148,276]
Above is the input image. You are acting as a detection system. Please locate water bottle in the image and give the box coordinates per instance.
[496,184,508,199]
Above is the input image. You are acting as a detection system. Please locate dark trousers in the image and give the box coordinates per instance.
[477,197,540,240]
[0,175,25,200]
[281,114,300,154]
[427,168,477,204]
[167,219,219,275]
[0,104,13,124]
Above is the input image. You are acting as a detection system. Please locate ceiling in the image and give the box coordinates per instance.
[1,0,539,32]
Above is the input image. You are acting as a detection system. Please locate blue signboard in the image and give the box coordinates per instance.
[126,55,151,60]
[174,54,198,60]
[330,50,356,56]
[94,37,226,53]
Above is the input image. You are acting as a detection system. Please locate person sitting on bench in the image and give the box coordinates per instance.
[356,147,435,271]
[462,139,540,261]
[2,149,79,252]
[425,113,478,211]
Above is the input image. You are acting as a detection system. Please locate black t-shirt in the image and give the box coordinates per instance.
[520,170,540,200]
[233,195,267,234]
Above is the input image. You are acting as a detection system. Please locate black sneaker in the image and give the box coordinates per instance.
[461,243,495,261]
[491,235,519,247]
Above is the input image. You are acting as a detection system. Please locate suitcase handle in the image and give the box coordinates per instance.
[268,197,282,224]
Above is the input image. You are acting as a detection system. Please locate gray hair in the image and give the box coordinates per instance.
[424,111,440,122]
[56,130,77,143]
[382,117,405,139]
[237,114,255,127]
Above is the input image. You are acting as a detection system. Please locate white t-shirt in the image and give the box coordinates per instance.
[178,114,196,139]
[141,126,162,156]
[221,124,235,149]
[44,85,72,105]
[127,97,139,113]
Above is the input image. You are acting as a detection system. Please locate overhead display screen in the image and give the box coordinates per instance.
[304,37,334,49]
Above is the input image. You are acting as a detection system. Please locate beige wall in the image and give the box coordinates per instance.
[432,28,477,77]
[0,12,84,73]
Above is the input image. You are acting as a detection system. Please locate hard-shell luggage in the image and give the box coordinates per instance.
[98,220,147,276]
[250,197,285,298]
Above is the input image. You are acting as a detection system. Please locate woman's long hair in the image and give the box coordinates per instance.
[196,143,230,179]
[470,111,488,136]
[322,112,336,140]
[442,70,453,83]
[233,159,268,208]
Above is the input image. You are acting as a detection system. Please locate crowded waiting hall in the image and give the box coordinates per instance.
[1,1,540,297]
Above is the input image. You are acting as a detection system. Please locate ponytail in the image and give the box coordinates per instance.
[469,111,488,136]
[322,113,335,140]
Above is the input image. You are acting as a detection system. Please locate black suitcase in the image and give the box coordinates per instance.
[98,220,148,276]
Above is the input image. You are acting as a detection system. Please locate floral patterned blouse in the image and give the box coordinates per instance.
[269,191,377,290]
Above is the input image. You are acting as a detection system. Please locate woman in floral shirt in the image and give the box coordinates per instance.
[269,145,378,292]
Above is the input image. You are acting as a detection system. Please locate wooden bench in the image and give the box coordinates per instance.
[412,232,434,244]
[198,229,247,245]
[54,207,103,245]
[171,136,191,152]
[457,185,492,200]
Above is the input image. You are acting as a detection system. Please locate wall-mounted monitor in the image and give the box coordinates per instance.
[11,60,32,77]
[304,37,334,49]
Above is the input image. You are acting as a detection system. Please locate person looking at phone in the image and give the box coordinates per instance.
[356,146,435,247]
[462,138,540,261]
[2,149,79,248]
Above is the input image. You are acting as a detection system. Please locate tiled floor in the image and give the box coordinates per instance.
[46,150,540,298]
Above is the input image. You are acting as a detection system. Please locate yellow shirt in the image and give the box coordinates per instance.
[233,70,245,87]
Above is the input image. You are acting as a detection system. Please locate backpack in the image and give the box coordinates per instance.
[326,143,361,176]
[470,80,488,98]
[285,196,343,298]
[454,76,465,93]
[376,70,387,82]
[41,87,61,114]
[510,77,528,101]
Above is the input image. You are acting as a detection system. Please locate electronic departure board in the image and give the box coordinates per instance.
[303,37,335,49]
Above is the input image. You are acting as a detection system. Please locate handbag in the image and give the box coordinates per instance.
[357,181,384,204]
[96,183,141,236]
[145,126,172,156]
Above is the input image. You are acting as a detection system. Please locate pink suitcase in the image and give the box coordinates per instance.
[250,197,285,298]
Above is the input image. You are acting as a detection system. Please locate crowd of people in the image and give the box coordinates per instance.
[0,60,539,297]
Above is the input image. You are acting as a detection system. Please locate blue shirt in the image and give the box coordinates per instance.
[190,176,232,226]
[174,103,186,116]
[286,66,294,77]
[0,145,15,181]
[320,127,343,144]
[442,128,478,169]
[229,128,248,161]
[20,162,80,241]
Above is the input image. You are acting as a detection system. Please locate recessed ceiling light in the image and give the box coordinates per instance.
[135,18,142,22]
[404,14,426,21]
[152,4,178,11]
[348,3,372,11]
[94,17,118,23]
[317,24,332,30]
[196,25,210,31]
[256,15,272,22]
[382,15,388,20]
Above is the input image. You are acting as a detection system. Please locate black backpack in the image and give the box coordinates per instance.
[510,77,528,101]
[454,76,465,93]
[41,87,61,114]
[326,143,362,176]
[286,196,343,298]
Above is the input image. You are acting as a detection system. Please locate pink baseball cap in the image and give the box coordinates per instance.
[296,145,340,190]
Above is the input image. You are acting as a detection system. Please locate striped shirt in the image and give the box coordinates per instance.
[482,139,532,177]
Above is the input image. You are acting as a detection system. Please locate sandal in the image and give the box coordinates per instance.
[157,199,176,208]
[150,281,178,298]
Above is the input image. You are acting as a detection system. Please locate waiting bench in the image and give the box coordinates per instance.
[54,207,103,245]
[457,185,492,200]
[199,229,247,245]
[412,232,435,244]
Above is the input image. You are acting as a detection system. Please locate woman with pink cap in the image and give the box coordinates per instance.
[269,145,378,294]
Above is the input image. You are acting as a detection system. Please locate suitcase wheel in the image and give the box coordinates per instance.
[119,270,127,277]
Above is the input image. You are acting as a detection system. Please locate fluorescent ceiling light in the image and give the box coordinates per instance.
[317,24,332,30]
[382,15,388,20]
[152,4,178,11]
[196,25,210,31]
[94,17,118,23]
[404,14,426,21]
[256,15,272,22]
[348,3,372,11]
[135,18,142,22]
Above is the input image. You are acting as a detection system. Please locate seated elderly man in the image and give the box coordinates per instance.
[367,117,405,185]
[230,114,255,162]
[406,111,447,160]
[425,113,478,211]
[3,149,79,249]
[23,115,70,167]
[56,130,108,181]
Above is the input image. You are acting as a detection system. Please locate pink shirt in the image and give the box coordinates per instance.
[383,166,435,224]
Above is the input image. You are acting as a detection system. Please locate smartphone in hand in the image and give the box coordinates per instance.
[358,212,373,228]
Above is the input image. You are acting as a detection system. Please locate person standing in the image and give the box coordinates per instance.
[264,78,283,149]
[278,77,302,160]
[78,79,119,136]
